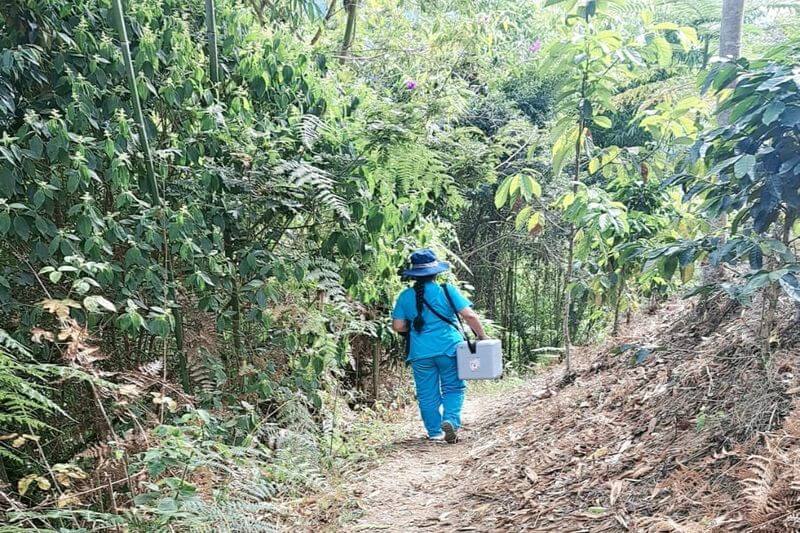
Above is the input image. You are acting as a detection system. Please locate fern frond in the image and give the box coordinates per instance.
[273,160,351,221]
[297,114,326,149]
[739,444,800,530]
[303,257,354,316]
[189,363,216,394]
[138,359,164,377]
[181,499,278,532]
[655,0,723,24]
[0,329,66,463]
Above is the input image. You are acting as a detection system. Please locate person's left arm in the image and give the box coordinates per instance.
[446,284,488,340]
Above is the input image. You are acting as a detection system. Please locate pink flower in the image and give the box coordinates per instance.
[528,38,542,54]
[405,79,417,90]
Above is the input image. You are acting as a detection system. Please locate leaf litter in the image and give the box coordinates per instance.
[295,294,800,532]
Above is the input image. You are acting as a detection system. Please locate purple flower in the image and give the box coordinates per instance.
[528,38,542,54]
[405,79,417,90]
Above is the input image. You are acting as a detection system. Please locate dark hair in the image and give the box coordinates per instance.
[412,275,437,332]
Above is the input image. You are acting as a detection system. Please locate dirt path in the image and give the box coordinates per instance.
[338,378,542,532]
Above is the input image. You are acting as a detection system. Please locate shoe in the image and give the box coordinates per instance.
[428,433,445,442]
[441,421,458,444]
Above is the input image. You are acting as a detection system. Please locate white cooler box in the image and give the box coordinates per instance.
[456,339,503,380]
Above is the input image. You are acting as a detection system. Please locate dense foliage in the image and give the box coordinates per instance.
[1,0,799,530]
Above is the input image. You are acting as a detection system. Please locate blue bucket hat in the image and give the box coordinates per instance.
[402,248,450,278]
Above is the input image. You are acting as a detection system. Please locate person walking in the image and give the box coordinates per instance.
[391,248,488,443]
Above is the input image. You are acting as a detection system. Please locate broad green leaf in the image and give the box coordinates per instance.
[13,216,30,240]
[494,175,513,209]
[552,125,578,178]
[515,206,532,229]
[530,179,542,198]
[762,101,785,125]
[593,116,612,129]
[365,213,384,233]
[734,154,756,179]
[508,175,521,198]
[520,174,541,199]
[680,263,695,283]
[707,155,742,177]
[677,26,698,46]
[709,63,738,92]
[652,36,672,67]
[337,234,358,258]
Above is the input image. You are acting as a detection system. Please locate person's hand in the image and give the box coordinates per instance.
[477,334,489,341]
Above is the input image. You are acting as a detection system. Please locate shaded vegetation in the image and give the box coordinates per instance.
[0,0,799,530]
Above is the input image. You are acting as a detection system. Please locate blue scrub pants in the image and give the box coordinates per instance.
[410,355,466,437]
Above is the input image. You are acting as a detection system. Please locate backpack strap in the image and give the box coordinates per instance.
[435,284,477,354]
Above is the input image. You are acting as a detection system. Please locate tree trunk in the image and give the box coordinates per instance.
[612,276,624,336]
[701,0,745,290]
[531,264,540,348]
[562,121,585,377]
[509,249,517,360]
[340,0,357,62]
[561,230,575,374]
[719,0,745,59]
[223,226,242,371]
[372,341,380,402]
[761,215,791,359]
[504,257,513,354]
[110,0,158,203]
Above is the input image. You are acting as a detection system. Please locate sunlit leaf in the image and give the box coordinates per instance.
[494,175,513,209]
[83,295,117,313]
[527,211,543,233]
[593,116,612,129]
[652,36,672,68]
[515,206,532,229]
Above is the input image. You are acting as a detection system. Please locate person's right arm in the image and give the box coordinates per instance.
[391,289,410,333]
[459,307,488,340]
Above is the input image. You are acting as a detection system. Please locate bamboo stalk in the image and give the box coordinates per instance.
[205,0,220,84]
[311,0,337,45]
[111,0,190,392]
[110,0,159,204]
[340,0,357,62]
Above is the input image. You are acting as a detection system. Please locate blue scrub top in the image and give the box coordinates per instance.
[391,282,472,361]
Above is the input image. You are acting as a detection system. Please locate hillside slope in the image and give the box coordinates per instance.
[432,296,800,532]
[297,296,800,532]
